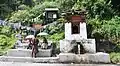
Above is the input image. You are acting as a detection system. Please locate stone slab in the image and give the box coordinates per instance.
[0,56,59,63]
[88,52,110,63]
[58,53,76,63]
[76,52,110,63]
[59,53,110,63]
[0,62,118,66]
[1,53,110,63]
[5,49,52,57]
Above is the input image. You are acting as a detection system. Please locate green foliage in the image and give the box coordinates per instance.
[0,0,21,19]
[29,1,58,19]
[89,16,120,63]
[73,0,114,20]
[8,1,58,25]
[1,0,120,20]
[56,0,77,11]
[91,16,120,42]
[0,4,13,19]
[88,18,102,29]
[0,26,13,36]
[57,18,67,23]
[9,10,30,24]
[49,32,64,41]
[44,22,64,35]
[23,0,34,6]
[0,26,16,55]
[110,52,120,63]
[7,0,118,25]
[0,35,16,55]
[2,0,120,61]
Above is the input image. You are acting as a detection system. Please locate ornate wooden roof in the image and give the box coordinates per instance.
[62,10,86,23]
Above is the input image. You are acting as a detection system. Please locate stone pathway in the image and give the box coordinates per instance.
[0,56,59,63]
[0,62,118,66]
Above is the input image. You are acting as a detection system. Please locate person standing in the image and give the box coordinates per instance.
[31,35,39,58]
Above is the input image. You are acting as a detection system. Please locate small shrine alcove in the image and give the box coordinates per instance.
[64,10,87,40]
[62,10,87,54]
[60,10,96,54]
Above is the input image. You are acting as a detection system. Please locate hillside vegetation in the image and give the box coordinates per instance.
[0,0,120,63]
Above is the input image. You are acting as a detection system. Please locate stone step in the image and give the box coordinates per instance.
[5,49,52,57]
[59,53,111,63]
[0,53,110,63]
[0,56,59,63]
[0,62,117,66]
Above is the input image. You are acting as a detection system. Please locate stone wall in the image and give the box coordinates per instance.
[96,39,116,52]
[82,39,96,53]
[59,53,110,63]
[60,39,96,53]
[60,40,77,53]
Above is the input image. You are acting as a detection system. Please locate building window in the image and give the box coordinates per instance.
[47,12,57,19]
[48,12,53,18]
[72,23,80,34]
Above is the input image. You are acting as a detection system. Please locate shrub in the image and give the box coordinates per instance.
[0,26,16,55]
[49,32,64,41]
[0,35,16,55]
[110,52,120,64]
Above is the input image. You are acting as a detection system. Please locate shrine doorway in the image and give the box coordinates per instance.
[71,23,80,34]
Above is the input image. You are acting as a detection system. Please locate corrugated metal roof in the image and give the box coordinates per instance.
[45,8,59,11]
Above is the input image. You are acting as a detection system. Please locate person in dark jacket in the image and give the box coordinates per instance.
[31,35,39,58]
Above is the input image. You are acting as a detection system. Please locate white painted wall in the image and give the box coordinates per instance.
[65,23,72,40]
[62,22,96,54]
[65,22,87,40]
[80,22,87,39]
